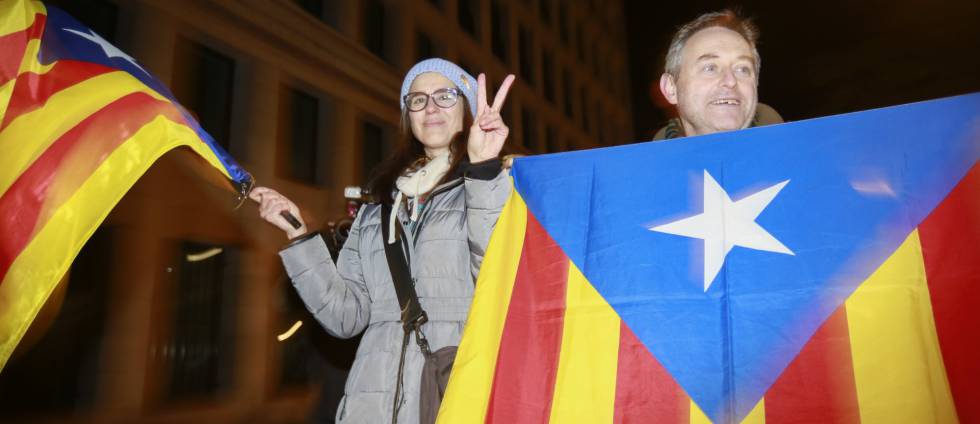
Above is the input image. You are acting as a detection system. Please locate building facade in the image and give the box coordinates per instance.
[0,0,632,422]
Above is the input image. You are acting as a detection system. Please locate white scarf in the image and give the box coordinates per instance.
[388,152,451,244]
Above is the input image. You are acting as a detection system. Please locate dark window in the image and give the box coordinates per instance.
[491,1,508,63]
[416,31,435,62]
[0,227,113,416]
[580,85,591,134]
[562,69,574,118]
[558,6,569,44]
[539,0,551,26]
[172,39,236,151]
[275,269,361,394]
[280,86,320,185]
[576,26,586,63]
[294,0,342,28]
[518,25,535,86]
[162,242,238,401]
[501,91,516,149]
[458,0,478,37]
[277,276,314,388]
[608,117,620,146]
[295,0,322,18]
[596,101,604,144]
[47,0,118,42]
[362,120,392,185]
[616,66,625,100]
[521,107,536,151]
[545,125,561,153]
[592,40,602,76]
[363,0,395,65]
[275,272,360,420]
[542,52,555,103]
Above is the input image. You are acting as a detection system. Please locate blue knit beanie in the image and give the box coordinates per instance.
[400,58,478,117]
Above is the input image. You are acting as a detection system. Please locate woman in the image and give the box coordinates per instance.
[251,58,515,423]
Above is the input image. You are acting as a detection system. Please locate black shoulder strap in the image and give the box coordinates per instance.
[380,202,428,332]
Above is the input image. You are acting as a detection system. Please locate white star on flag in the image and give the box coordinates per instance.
[650,170,794,292]
[63,27,149,75]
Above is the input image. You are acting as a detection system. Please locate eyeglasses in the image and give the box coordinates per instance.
[403,88,461,112]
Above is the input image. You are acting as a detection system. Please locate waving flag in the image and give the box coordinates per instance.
[440,93,980,423]
[0,0,252,369]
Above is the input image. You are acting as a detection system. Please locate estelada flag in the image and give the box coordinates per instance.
[0,1,252,369]
[440,93,980,423]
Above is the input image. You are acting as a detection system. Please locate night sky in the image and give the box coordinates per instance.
[625,0,980,140]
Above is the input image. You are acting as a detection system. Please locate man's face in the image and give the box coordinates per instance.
[660,26,758,137]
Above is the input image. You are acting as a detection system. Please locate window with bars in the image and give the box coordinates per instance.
[162,241,238,401]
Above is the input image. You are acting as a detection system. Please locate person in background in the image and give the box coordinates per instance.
[655,9,783,140]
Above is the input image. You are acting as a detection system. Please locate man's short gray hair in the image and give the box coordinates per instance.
[664,10,760,78]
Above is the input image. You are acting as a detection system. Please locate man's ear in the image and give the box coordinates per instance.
[659,73,678,105]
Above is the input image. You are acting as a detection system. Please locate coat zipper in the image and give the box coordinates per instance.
[410,178,463,246]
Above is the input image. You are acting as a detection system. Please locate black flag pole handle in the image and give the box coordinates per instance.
[280,210,303,230]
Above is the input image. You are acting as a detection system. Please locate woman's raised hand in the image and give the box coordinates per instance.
[467,73,516,163]
[250,186,308,239]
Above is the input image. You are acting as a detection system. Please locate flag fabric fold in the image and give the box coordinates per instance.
[441,93,980,423]
[0,0,252,369]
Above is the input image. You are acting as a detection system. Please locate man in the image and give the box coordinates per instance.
[655,10,782,139]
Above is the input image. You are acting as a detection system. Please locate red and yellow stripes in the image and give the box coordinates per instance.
[764,306,861,423]
[844,230,957,422]
[438,189,527,423]
[614,323,689,423]
[443,167,977,422]
[918,163,980,424]
[485,199,568,423]
[0,65,180,196]
[0,92,184,279]
[762,167,977,422]
[440,192,694,423]
[0,113,209,363]
[0,1,45,86]
[2,60,116,130]
[0,1,236,368]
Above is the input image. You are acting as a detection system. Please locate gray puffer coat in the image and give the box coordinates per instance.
[279,166,511,423]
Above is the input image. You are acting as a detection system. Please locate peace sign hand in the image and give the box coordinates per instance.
[468,73,516,163]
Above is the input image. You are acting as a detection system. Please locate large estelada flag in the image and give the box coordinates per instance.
[0,0,252,369]
[440,93,980,423]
